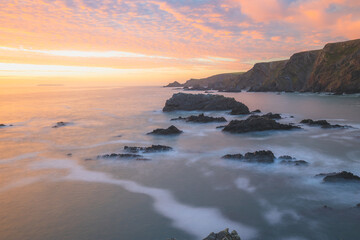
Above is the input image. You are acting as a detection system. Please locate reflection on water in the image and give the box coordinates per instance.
[0,86,360,240]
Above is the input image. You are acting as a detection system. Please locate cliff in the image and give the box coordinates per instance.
[170,39,360,94]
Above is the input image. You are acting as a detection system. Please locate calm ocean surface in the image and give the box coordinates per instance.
[0,86,359,240]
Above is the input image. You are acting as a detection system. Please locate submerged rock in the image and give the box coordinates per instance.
[163,93,249,114]
[278,155,294,160]
[97,153,142,159]
[322,171,360,183]
[52,121,69,128]
[147,125,183,135]
[124,145,173,153]
[280,159,309,166]
[222,150,275,163]
[222,115,300,133]
[203,228,241,240]
[171,113,227,123]
[300,119,347,128]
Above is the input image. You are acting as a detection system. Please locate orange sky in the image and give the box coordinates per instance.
[0,0,359,86]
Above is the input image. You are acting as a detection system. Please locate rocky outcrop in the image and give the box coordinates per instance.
[171,113,227,123]
[222,115,300,133]
[163,93,249,114]
[278,155,309,166]
[321,171,360,183]
[203,228,241,240]
[52,122,69,128]
[166,39,360,93]
[222,150,275,163]
[98,153,143,159]
[124,145,172,153]
[147,125,183,135]
[164,81,183,87]
[262,112,282,119]
[300,119,348,128]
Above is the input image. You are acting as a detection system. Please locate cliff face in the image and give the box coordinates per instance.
[174,39,360,93]
[305,39,360,93]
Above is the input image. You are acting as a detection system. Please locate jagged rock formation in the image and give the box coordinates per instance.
[124,145,173,153]
[147,125,183,135]
[321,171,360,183]
[171,113,227,123]
[203,228,241,240]
[168,39,360,94]
[163,93,249,114]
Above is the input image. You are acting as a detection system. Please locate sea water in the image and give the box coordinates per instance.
[0,86,359,240]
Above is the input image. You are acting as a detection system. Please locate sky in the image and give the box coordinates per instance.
[0,0,359,86]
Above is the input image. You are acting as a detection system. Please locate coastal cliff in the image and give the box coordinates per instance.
[168,39,360,94]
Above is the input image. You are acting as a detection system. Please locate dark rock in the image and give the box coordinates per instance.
[251,109,261,113]
[164,81,183,87]
[216,125,225,129]
[52,121,69,128]
[67,153,72,157]
[315,172,337,177]
[323,171,360,183]
[171,113,227,123]
[356,203,360,208]
[222,150,275,163]
[147,125,183,135]
[124,145,173,153]
[262,112,282,119]
[278,155,294,160]
[203,228,241,240]
[300,119,347,128]
[163,93,249,114]
[323,205,332,210]
[0,124,6,127]
[222,154,243,159]
[84,158,92,161]
[97,153,142,159]
[222,115,300,133]
[280,159,309,166]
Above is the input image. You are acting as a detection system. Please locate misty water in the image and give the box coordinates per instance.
[0,86,359,240]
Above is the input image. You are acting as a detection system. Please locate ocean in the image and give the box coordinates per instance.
[0,86,359,240]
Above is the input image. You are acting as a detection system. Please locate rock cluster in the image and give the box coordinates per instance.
[222,150,275,163]
[222,115,299,133]
[52,121,69,128]
[319,171,360,183]
[300,119,347,128]
[124,145,172,153]
[171,113,227,123]
[203,228,241,240]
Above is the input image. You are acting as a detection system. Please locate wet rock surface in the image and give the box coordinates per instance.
[163,93,249,114]
[222,115,300,133]
[52,121,69,128]
[321,171,360,183]
[203,228,241,240]
[124,145,173,153]
[223,150,275,163]
[147,125,183,135]
[171,113,227,123]
[300,119,347,128]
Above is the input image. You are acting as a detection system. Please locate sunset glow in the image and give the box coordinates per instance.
[0,0,359,85]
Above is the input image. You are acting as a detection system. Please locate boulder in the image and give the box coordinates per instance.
[124,145,173,153]
[171,113,227,123]
[222,150,275,163]
[147,125,183,135]
[262,112,282,119]
[222,115,300,133]
[278,155,294,160]
[280,159,309,166]
[251,109,261,113]
[203,228,241,240]
[163,93,249,114]
[322,171,360,183]
[300,119,346,128]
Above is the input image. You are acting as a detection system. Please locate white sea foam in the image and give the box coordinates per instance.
[0,152,40,164]
[31,159,258,239]
[235,177,256,193]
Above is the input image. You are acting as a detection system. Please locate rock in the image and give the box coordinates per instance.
[278,155,294,160]
[203,228,241,240]
[124,145,173,153]
[323,171,360,183]
[280,159,309,166]
[163,93,249,114]
[222,115,300,133]
[171,113,227,123]
[222,150,275,163]
[67,153,72,157]
[164,81,183,87]
[147,125,183,135]
[0,124,6,127]
[251,109,261,113]
[52,121,69,128]
[300,119,346,128]
[262,112,282,119]
[97,153,143,159]
[356,203,360,208]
